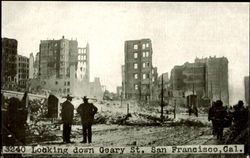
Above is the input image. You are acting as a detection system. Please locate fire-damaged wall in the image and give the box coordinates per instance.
[1,38,18,89]
[170,56,229,107]
[30,65,104,99]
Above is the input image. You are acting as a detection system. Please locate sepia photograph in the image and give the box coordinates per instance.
[1,1,249,158]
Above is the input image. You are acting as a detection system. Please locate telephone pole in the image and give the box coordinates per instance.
[160,75,164,120]
[120,91,123,108]
[174,99,176,119]
[127,103,129,115]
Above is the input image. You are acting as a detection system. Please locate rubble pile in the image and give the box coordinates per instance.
[92,109,174,126]
[29,99,48,121]
[168,118,209,127]
[94,110,129,124]
[27,121,59,143]
[26,99,59,143]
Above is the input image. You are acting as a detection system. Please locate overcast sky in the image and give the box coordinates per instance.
[2,2,249,104]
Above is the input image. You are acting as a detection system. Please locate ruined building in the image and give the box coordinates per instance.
[16,55,29,89]
[121,65,126,99]
[170,56,229,107]
[77,43,89,82]
[38,36,78,79]
[33,52,39,78]
[152,72,170,102]
[1,38,18,89]
[29,53,34,79]
[124,39,158,102]
[30,36,103,99]
[170,62,206,106]
[195,56,229,105]
[116,86,122,99]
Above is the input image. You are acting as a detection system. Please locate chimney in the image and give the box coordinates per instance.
[62,36,64,39]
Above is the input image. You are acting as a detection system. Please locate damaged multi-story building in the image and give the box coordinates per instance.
[16,55,29,89]
[33,52,40,79]
[121,65,126,99]
[30,36,104,99]
[1,38,18,89]
[76,44,90,82]
[152,72,170,102]
[29,53,34,79]
[195,56,229,105]
[38,36,78,79]
[170,62,206,107]
[124,39,158,102]
[169,56,229,107]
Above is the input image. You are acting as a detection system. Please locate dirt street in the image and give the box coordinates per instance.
[41,124,211,146]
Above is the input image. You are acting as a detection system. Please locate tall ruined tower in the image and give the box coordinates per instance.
[124,39,157,102]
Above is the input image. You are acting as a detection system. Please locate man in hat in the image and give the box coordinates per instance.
[208,101,216,136]
[61,94,74,143]
[77,96,98,143]
[213,100,227,140]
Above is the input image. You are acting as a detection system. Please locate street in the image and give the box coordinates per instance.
[37,113,212,147]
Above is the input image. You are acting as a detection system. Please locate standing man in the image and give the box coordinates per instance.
[233,100,248,133]
[208,102,216,136]
[61,95,74,143]
[213,100,227,141]
[77,96,98,143]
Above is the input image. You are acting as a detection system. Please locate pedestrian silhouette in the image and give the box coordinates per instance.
[77,96,98,143]
[213,100,227,140]
[208,101,216,136]
[61,94,74,143]
[233,100,248,132]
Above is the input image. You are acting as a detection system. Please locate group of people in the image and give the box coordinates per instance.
[208,100,248,141]
[61,95,98,144]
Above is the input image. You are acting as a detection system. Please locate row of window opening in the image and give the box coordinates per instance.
[133,73,155,81]
[133,52,150,58]
[133,62,151,69]
[133,43,150,50]
[78,55,87,60]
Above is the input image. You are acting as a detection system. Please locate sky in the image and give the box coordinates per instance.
[2,2,249,104]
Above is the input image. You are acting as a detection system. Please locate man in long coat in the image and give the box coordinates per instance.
[77,96,98,143]
[213,100,227,140]
[61,95,74,143]
[208,102,216,136]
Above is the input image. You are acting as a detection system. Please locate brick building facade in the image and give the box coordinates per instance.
[170,62,206,106]
[170,56,229,107]
[16,55,29,88]
[30,36,103,99]
[1,38,18,89]
[38,36,78,79]
[124,39,158,102]
[195,56,229,105]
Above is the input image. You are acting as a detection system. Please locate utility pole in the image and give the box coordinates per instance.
[192,64,195,95]
[160,74,164,120]
[174,99,176,119]
[120,91,123,108]
[210,82,213,105]
[127,103,129,115]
